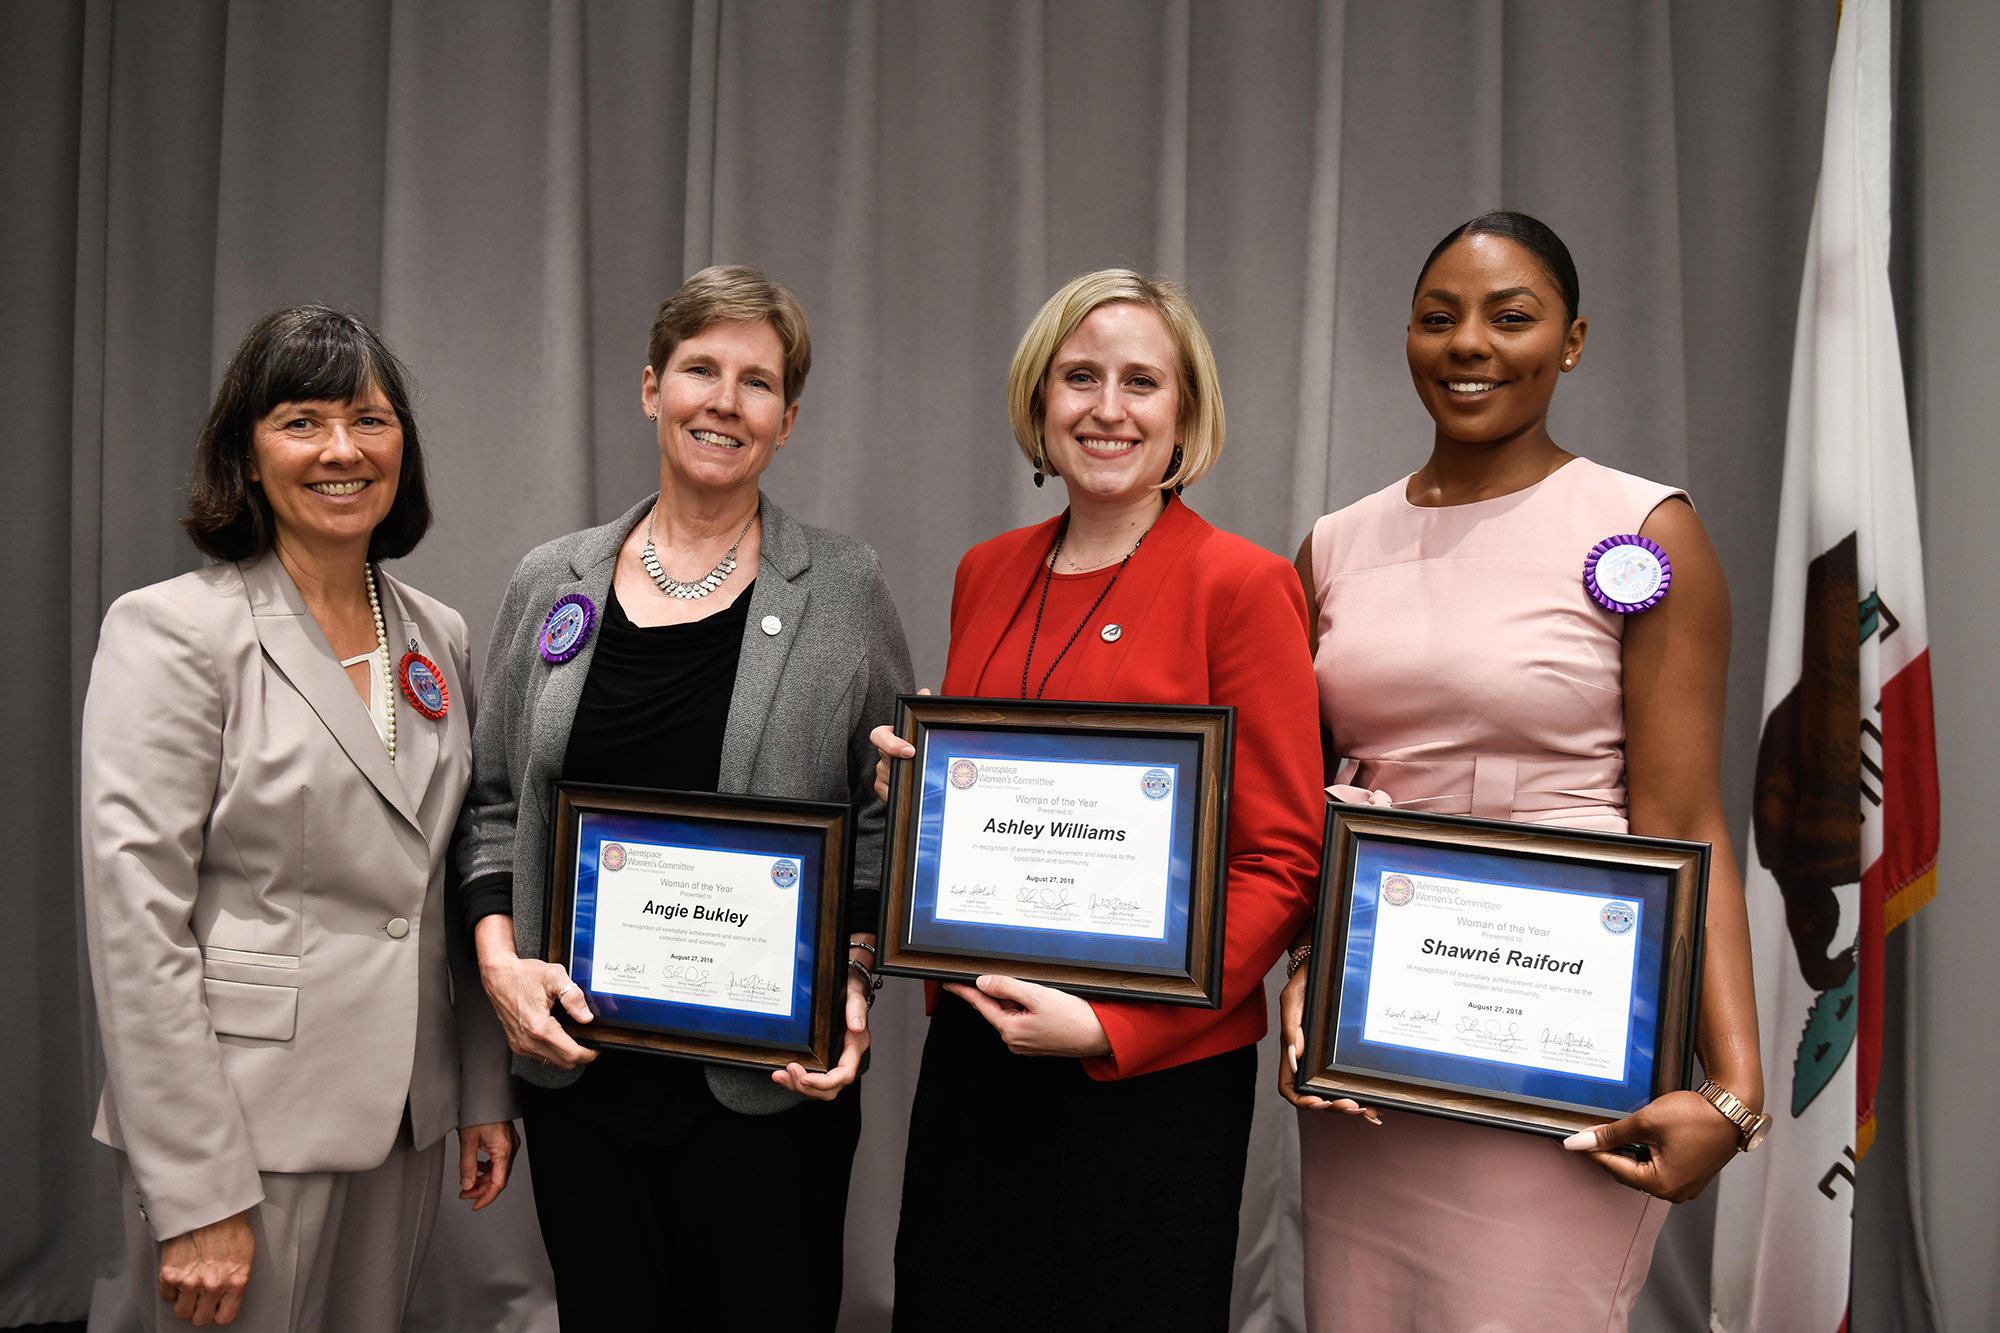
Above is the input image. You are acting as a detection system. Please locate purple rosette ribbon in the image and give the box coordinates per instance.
[1583,534,1672,614]
[539,593,597,664]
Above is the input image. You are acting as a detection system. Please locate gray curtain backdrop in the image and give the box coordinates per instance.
[1,0,1954,1328]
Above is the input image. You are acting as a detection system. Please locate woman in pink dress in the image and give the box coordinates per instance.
[1279,212,1767,1330]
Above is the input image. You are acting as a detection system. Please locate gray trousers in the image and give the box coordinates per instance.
[118,1119,445,1333]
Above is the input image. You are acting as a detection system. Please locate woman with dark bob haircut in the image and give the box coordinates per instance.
[80,305,516,1331]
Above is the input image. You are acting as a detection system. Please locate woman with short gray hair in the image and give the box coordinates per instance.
[455,265,912,1327]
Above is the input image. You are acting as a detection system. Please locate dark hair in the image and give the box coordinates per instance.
[1413,210,1580,325]
[183,306,431,562]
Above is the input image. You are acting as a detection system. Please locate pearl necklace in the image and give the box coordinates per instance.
[641,504,757,599]
[364,564,397,762]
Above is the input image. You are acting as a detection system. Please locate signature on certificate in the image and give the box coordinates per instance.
[659,963,709,986]
[1383,1007,1440,1025]
[727,972,783,998]
[1539,1029,1597,1060]
[1453,1015,1525,1053]
[1018,884,1075,910]
[598,959,648,981]
[945,882,999,899]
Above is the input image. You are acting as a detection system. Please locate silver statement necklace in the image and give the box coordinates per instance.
[641,505,757,600]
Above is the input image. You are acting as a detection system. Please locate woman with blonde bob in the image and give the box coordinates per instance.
[872,271,1323,1330]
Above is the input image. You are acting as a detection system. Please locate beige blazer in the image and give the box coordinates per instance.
[81,554,513,1241]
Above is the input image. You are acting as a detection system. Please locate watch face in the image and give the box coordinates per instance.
[1744,1117,1771,1151]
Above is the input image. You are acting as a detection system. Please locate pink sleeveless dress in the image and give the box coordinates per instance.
[1300,458,1684,1332]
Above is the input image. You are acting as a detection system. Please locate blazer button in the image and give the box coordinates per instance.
[385,918,410,939]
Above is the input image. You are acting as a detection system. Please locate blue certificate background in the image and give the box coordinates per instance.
[1331,835,1669,1116]
[904,726,1202,973]
[570,809,826,1051]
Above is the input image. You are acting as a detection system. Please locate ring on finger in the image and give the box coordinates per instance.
[555,982,577,1001]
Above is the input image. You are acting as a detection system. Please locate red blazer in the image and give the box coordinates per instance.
[939,496,1324,1079]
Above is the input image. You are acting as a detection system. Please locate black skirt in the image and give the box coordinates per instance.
[892,993,1257,1333]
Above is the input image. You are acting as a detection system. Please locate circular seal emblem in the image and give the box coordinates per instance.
[397,652,449,720]
[771,858,800,888]
[1583,535,1673,614]
[1381,874,1416,907]
[1140,767,1173,800]
[600,843,626,872]
[948,759,979,790]
[1601,900,1637,934]
[539,594,597,664]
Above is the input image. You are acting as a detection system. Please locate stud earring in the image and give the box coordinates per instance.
[648,411,658,421]
[1563,360,1573,369]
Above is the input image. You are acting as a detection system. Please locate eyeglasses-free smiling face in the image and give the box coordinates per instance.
[1407,232,1587,447]
[247,386,403,553]
[1039,301,1182,505]
[643,318,798,495]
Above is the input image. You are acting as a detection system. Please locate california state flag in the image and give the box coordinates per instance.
[1709,0,1939,1328]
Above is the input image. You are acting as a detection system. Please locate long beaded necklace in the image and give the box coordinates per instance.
[363,564,397,762]
[1020,517,1149,699]
[642,504,757,599]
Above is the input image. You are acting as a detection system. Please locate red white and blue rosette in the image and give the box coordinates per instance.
[1583,534,1672,614]
[398,652,450,720]
[539,593,597,664]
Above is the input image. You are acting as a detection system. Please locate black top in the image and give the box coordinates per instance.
[559,582,752,791]
[458,583,753,932]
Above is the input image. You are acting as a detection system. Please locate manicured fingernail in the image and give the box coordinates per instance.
[1563,1130,1598,1151]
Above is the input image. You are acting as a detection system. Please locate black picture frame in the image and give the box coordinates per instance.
[542,782,854,1073]
[876,695,1234,1008]
[1298,803,1709,1138]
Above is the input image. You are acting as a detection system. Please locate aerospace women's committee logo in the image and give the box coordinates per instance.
[1381,874,1416,907]
[772,859,800,888]
[1601,900,1637,934]
[949,759,979,789]
[600,843,626,872]
[1140,768,1173,800]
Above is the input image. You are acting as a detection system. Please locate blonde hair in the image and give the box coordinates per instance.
[1006,269,1225,492]
[648,265,813,406]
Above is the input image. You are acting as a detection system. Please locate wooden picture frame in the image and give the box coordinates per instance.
[543,783,853,1073]
[1298,804,1709,1137]
[876,695,1233,1008]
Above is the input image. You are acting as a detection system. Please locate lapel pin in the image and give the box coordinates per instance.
[762,615,783,636]
[539,594,597,664]
[398,652,449,720]
[1100,623,1123,643]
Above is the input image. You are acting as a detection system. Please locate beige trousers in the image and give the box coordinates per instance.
[119,1119,445,1333]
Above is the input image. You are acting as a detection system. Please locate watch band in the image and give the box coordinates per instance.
[1697,1079,1772,1152]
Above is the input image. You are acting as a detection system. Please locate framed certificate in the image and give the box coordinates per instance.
[542,783,853,1073]
[1297,804,1709,1137]
[876,695,1233,1008]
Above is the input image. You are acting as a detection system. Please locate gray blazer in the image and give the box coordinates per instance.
[81,556,513,1240]
[454,492,914,1110]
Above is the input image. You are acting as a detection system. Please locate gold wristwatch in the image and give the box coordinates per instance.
[1697,1079,1772,1152]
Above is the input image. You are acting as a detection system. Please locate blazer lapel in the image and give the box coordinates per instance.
[1058,496,1205,701]
[379,577,442,824]
[527,499,646,812]
[945,513,1064,695]
[719,493,808,793]
[243,556,424,838]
